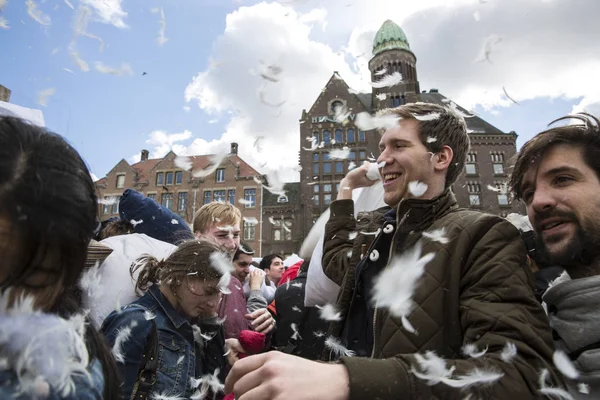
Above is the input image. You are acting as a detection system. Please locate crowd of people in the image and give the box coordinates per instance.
[0,104,598,399]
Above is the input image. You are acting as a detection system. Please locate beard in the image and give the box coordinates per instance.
[535,213,600,278]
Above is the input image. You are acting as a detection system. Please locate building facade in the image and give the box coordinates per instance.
[260,182,302,259]
[298,20,524,238]
[95,143,264,252]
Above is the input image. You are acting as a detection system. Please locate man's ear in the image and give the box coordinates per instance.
[433,145,453,173]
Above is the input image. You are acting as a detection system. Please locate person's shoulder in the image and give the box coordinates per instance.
[101,298,155,334]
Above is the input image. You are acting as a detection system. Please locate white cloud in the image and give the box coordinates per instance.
[180,0,599,180]
[184,2,370,180]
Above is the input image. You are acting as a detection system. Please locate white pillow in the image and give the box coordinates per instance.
[82,233,177,329]
[304,183,386,307]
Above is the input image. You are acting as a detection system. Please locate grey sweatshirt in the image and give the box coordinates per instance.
[543,273,600,398]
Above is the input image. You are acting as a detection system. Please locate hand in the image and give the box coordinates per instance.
[245,308,275,334]
[249,269,263,291]
[225,351,350,400]
[225,338,245,366]
[337,162,378,200]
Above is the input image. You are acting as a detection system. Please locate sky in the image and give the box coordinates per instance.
[1,0,599,182]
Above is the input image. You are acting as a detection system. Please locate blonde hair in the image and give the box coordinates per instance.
[192,201,241,234]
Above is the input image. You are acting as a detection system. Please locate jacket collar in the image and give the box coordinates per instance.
[148,285,190,329]
[394,188,458,231]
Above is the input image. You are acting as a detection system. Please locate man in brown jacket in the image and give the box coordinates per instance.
[224,103,561,399]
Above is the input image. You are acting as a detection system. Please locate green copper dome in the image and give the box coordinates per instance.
[373,20,412,56]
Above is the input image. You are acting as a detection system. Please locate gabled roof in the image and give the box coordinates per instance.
[128,153,261,183]
[417,92,505,134]
[304,72,372,116]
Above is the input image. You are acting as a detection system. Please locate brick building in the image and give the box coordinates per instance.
[298,20,524,238]
[95,143,264,252]
[261,182,302,258]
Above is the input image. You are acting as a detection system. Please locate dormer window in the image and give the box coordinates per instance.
[277,195,288,203]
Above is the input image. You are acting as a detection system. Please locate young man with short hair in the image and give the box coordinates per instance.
[192,202,274,337]
[510,113,600,397]
[225,103,561,399]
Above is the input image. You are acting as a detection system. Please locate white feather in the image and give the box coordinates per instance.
[421,227,449,244]
[155,7,168,46]
[26,0,51,25]
[348,161,356,170]
[461,343,488,358]
[192,325,216,346]
[64,0,75,10]
[500,342,517,363]
[324,336,355,357]
[329,147,351,160]
[539,369,574,400]
[348,232,358,240]
[578,383,589,394]
[130,219,143,227]
[192,152,228,178]
[0,16,9,30]
[78,261,103,304]
[316,304,342,321]
[243,217,259,225]
[414,113,441,121]
[371,71,403,88]
[291,282,303,288]
[359,228,381,236]
[333,104,351,124]
[553,350,580,380]
[291,323,302,340]
[177,355,184,366]
[313,331,326,338]
[97,196,119,205]
[238,198,251,205]
[371,242,434,331]
[174,156,192,171]
[376,93,387,100]
[355,112,400,131]
[408,181,428,197]
[426,136,437,143]
[95,62,133,76]
[0,299,92,398]
[70,50,90,72]
[150,393,185,400]
[374,68,387,76]
[112,321,137,363]
[410,351,455,384]
[439,368,504,388]
[144,310,156,321]
[504,213,533,233]
[209,251,234,294]
[291,306,301,313]
[37,88,55,107]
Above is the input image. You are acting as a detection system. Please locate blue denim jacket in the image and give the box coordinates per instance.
[0,358,104,399]
[101,285,227,399]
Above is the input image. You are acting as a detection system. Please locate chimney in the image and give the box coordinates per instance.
[0,85,11,103]
[230,142,238,155]
[141,149,149,161]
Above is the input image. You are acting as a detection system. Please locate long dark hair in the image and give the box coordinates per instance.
[0,117,119,399]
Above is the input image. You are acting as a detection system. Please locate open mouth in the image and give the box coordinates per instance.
[383,173,402,185]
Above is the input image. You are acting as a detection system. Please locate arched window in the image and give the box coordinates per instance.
[330,101,343,114]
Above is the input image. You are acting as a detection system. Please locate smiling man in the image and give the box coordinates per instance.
[510,113,600,397]
[224,103,562,400]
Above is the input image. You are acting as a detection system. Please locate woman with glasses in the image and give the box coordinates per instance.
[101,240,242,400]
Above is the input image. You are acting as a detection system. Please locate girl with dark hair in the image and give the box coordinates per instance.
[101,240,242,400]
[0,117,120,399]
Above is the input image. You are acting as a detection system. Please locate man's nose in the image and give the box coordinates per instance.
[530,185,556,215]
